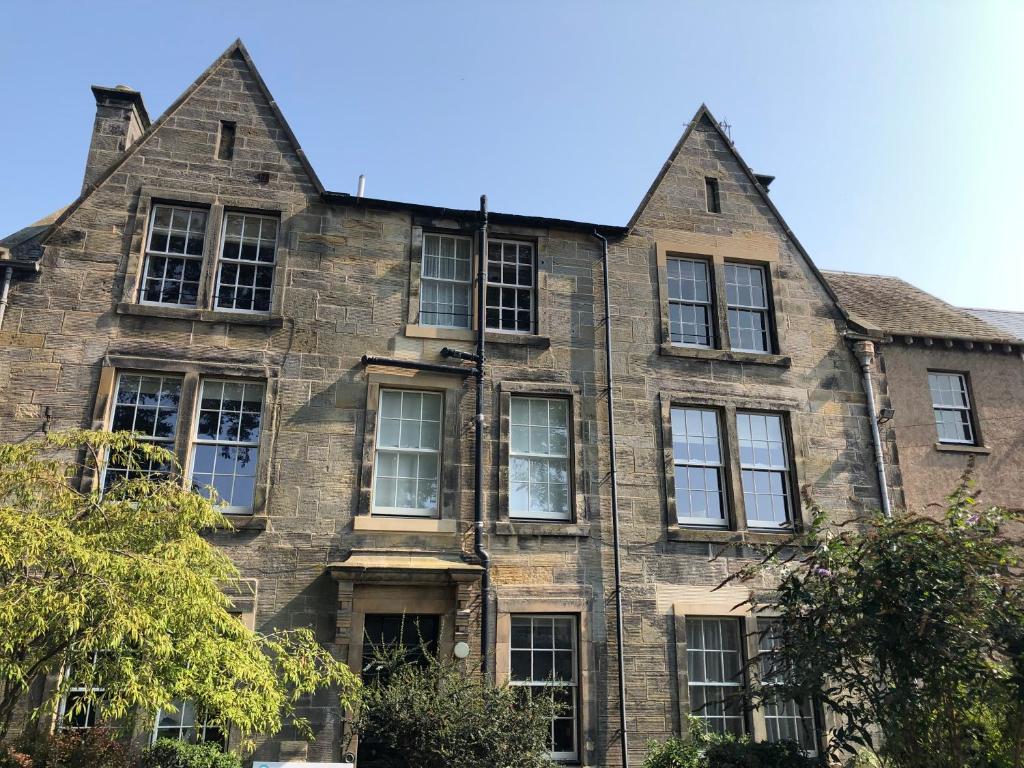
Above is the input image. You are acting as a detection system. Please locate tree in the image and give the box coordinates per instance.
[726,471,1024,768]
[354,644,557,768]
[0,430,359,745]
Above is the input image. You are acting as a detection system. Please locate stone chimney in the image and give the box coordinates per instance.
[81,85,150,193]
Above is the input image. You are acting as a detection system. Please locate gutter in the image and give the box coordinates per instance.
[593,230,630,767]
[850,337,893,517]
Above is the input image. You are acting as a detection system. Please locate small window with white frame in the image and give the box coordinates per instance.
[757,621,818,755]
[509,615,579,762]
[928,372,976,444]
[725,263,771,353]
[153,700,227,748]
[671,407,727,527]
[104,373,183,489]
[215,212,278,313]
[189,380,265,514]
[58,651,105,730]
[420,233,472,328]
[509,397,571,521]
[372,389,442,517]
[667,257,714,347]
[486,238,535,333]
[736,412,791,529]
[685,617,746,735]
[140,204,208,307]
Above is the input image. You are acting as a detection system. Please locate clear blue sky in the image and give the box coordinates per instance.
[2,1,1021,310]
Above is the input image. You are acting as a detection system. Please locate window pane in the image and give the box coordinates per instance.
[686,618,745,736]
[667,258,713,347]
[737,412,790,528]
[486,240,534,332]
[372,390,442,516]
[928,372,975,444]
[215,213,278,312]
[421,233,472,328]
[725,263,770,352]
[509,397,571,521]
[671,408,726,526]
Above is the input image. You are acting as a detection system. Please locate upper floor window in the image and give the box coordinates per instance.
[372,389,442,517]
[671,407,726,527]
[667,258,713,347]
[141,205,207,307]
[486,239,535,333]
[725,263,771,353]
[928,372,976,445]
[737,412,791,529]
[509,397,571,521]
[104,373,182,489]
[509,615,579,761]
[190,380,265,514]
[420,233,472,328]
[215,213,278,313]
[686,618,744,735]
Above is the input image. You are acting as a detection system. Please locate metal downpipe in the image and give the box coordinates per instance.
[854,339,892,518]
[474,195,492,673]
[594,230,630,767]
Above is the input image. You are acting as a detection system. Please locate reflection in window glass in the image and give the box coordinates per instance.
[373,390,442,516]
[736,412,791,528]
[140,205,207,306]
[725,263,770,353]
[509,397,571,520]
[104,373,182,489]
[215,213,278,313]
[671,407,726,526]
[686,618,745,735]
[928,372,975,444]
[421,233,472,328]
[667,258,713,347]
[485,239,534,333]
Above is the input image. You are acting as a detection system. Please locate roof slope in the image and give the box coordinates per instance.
[0,206,68,262]
[824,270,1015,343]
[965,309,1024,342]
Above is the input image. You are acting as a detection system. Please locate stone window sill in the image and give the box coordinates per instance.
[495,520,591,537]
[666,525,797,545]
[487,332,550,349]
[403,324,551,349]
[352,516,458,534]
[659,344,791,367]
[116,302,284,328]
[934,442,991,455]
[214,514,269,532]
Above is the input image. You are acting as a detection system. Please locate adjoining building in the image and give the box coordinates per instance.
[1,39,1019,766]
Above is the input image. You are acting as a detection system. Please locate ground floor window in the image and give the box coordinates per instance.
[508,614,579,762]
[153,699,227,748]
[58,652,105,730]
[685,617,746,735]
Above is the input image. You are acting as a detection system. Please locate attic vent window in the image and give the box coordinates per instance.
[704,177,721,214]
[216,121,236,161]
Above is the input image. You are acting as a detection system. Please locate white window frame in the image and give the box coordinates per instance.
[485,238,535,334]
[671,407,728,527]
[139,204,208,307]
[58,651,105,731]
[666,257,714,348]
[509,396,572,522]
[928,372,976,445]
[371,389,443,518]
[152,700,227,747]
[508,614,579,762]
[685,617,746,736]
[736,412,792,530]
[213,212,279,314]
[420,232,473,328]
[725,263,771,353]
[757,621,818,756]
[187,379,265,515]
[103,372,183,490]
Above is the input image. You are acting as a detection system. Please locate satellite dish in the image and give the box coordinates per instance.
[453,641,470,659]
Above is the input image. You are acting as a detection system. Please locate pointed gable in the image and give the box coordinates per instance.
[41,39,323,245]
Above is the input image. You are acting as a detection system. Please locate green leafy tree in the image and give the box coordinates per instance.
[726,472,1024,768]
[0,431,359,746]
[354,645,557,768]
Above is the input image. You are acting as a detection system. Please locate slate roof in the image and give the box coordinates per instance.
[823,270,1017,344]
[0,206,67,263]
[965,309,1024,342]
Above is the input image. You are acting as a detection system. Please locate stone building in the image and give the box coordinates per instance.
[826,272,1024,515]
[1,38,1013,766]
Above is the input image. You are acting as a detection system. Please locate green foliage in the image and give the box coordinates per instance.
[727,471,1024,768]
[355,647,557,768]
[0,431,360,745]
[642,719,815,768]
[140,738,242,768]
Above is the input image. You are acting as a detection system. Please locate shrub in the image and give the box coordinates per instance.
[140,738,242,768]
[642,719,816,768]
[40,729,132,768]
[0,745,32,768]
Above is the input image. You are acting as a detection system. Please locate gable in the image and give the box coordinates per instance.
[41,40,322,246]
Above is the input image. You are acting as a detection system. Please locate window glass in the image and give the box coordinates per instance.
[141,205,207,306]
[421,233,472,328]
[671,407,726,526]
[486,239,534,333]
[509,615,578,761]
[104,373,182,488]
[928,372,975,444]
[59,652,105,730]
[190,380,264,514]
[758,622,818,755]
[373,390,442,516]
[725,263,770,353]
[215,213,278,312]
[154,699,228,748]
[509,397,571,520]
[667,258,713,347]
[737,412,791,529]
[686,618,745,735]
